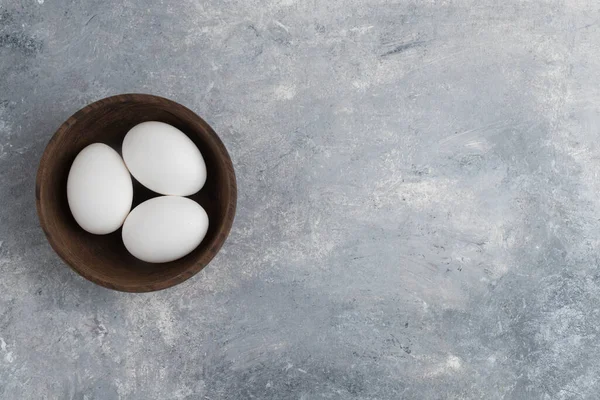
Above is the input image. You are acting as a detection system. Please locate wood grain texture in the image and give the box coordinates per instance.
[36,94,237,292]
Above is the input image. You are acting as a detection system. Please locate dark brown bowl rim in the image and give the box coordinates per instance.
[35,93,237,292]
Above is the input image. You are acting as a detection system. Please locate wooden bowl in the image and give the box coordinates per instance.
[36,94,237,292]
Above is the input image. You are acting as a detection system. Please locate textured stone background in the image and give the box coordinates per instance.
[2,0,600,398]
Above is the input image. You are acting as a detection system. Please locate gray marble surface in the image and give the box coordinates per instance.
[2,0,600,398]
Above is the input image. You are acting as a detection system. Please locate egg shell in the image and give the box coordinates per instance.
[122,196,209,263]
[67,143,133,234]
[122,121,207,196]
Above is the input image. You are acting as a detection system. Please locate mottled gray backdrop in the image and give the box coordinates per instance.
[2,0,600,398]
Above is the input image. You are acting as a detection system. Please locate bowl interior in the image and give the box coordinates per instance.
[36,94,236,292]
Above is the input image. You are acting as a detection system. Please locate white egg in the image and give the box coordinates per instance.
[122,121,207,196]
[122,196,209,263]
[67,143,133,234]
